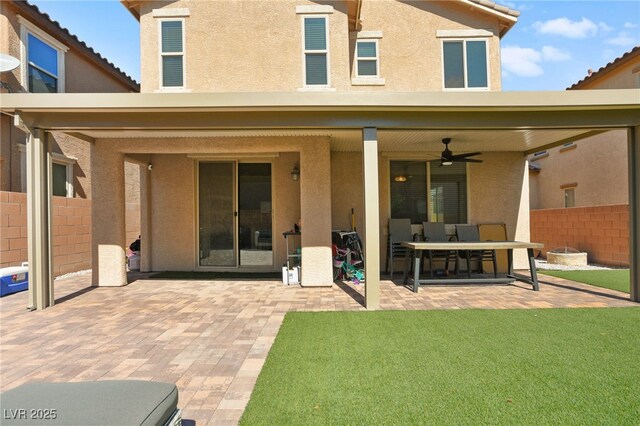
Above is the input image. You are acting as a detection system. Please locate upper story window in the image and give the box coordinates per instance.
[356,40,379,78]
[160,20,185,89]
[302,16,329,87]
[442,39,488,90]
[18,16,67,93]
[27,34,59,93]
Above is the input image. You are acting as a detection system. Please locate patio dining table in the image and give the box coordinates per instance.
[401,241,544,293]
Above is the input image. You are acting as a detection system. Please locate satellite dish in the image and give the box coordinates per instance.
[0,53,20,73]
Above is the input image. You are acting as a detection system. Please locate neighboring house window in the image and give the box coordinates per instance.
[356,40,379,78]
[17,145,75,197]
[443,40,488,89]
[390,161,467,224]
[564,188,575,208]
[302,16,329,86]
[51,161,72,197]
[160,20,185,89]
[18,16,67,93]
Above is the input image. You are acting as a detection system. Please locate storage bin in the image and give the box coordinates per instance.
[0,265,29,297]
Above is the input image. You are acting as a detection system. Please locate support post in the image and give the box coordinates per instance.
[629,126,639,302]
[299,139,333,286]
[26,128,53,310]
[91,142,127,287]
[140,163,152,272]
[362,128,380,309]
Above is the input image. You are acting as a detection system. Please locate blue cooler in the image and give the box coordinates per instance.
[0,265,29,297]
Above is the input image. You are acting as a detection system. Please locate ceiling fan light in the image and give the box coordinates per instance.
[441,160,453,166]
[394,175,408,182]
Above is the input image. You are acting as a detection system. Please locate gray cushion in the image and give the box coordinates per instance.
[0,380,178,426]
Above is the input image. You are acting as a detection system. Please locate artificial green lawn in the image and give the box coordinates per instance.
[539,269,630,293]
[241,308,640,425]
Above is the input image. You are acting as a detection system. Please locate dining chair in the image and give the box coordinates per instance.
[386,218,414,278]
[455,224,497,278]
[422,222,458,277]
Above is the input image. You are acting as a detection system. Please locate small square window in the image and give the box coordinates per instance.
[356,40,379,78]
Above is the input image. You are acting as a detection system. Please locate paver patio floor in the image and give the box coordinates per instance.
[0,272,635,425]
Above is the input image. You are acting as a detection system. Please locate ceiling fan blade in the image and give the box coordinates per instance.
[454,158,483,163]
[450,152,482,160]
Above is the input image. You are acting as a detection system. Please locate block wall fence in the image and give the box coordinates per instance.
[530,204,629,267]
[1,191,140,276]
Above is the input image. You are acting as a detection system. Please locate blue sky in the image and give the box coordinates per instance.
[28,0,640,91]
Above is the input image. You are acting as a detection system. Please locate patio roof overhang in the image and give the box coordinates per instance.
[2,89,638,309]
[2,90,638,155]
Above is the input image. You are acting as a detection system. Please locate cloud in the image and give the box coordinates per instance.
[541,46,571,62]
[501,46,544,77]
[606,32,636,46]
[624,22,638,29]
[598,22,614,32]
[533,17,598,39]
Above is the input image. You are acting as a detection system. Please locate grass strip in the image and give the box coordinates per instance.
[241,308,640,425]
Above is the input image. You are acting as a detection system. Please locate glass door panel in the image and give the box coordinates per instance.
[199,162,236,266]
[238,163,273,266]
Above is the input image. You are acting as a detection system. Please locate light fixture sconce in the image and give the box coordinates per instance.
[147,163,153,171]
[291,163,300,181]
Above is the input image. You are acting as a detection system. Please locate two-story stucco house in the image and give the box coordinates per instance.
[0,0,140,274]
[1,0,638,310]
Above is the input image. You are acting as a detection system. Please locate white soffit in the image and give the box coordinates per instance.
[80,128,602,154]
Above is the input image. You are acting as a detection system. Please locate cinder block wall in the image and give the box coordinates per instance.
[530,204,629,267]
[1,191,141,275]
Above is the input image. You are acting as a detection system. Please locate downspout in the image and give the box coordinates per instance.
[355,0,363,31]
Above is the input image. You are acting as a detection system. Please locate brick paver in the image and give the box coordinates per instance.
[0,272,635,425]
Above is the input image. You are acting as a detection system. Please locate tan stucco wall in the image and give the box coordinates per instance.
[95,137,329,284]
[331,152,365,234]
[529,130,629,209]
[139,0,503,92]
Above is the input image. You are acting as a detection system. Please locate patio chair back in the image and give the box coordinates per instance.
[455,224,497,278]
[422,222,448,242]
[455,224,480,242]
[386,218,413,278]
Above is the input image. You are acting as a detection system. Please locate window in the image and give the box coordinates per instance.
[302,16,329,86]
[564,188,575,208]
[27,34,59,93]
[443,40,488,89]
[18,145,75,197]
[52,162,72,197]
[356,40,379,78]
[19,17,67,93]
[390,161,467,224]
[160,20,185,88]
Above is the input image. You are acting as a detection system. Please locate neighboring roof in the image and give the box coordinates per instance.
[9,0,139,91]
[120,0,518,36]
[568,45,640,90]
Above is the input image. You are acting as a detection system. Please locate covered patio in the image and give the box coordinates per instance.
[1,89,638,311]
[0,272,636,424]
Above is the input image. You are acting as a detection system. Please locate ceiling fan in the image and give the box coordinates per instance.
[439,138,482,166]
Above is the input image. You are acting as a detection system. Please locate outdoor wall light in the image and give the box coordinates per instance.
[147,163,153,171]
[291,163,300,181]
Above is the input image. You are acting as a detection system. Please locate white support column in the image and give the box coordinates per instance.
[629,126,639,303]
[362,128,380,309]
[91,142,127,287]
[26,128,53,310]
[140,164,152,273]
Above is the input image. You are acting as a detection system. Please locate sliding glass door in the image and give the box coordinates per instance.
[198,161,273,268]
